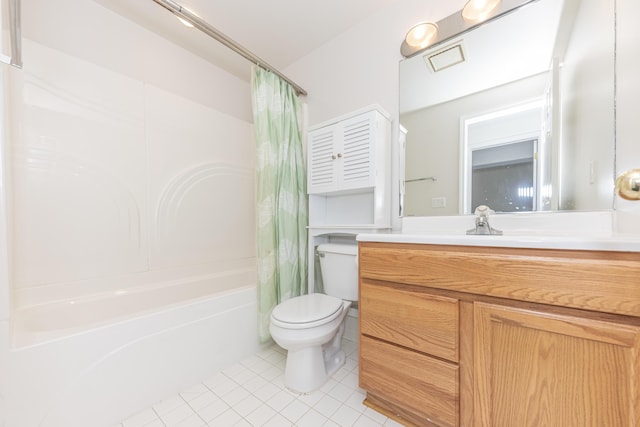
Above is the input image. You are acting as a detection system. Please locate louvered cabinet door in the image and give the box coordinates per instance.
[307,110,378,195]
[308,126,339,193]
[339,112,376,191]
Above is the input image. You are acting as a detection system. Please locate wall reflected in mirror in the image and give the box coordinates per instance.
[399,0,615,216]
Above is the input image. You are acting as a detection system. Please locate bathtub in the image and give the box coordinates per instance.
[5,274,263,427]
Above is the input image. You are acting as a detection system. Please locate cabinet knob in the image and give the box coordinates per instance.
[337,153,342,158]
[331,155,337,160]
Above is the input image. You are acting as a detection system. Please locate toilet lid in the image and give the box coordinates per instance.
[271,294,344,325]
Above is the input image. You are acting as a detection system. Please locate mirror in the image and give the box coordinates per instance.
[399,0,615,216]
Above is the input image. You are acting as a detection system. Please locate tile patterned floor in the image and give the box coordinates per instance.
[115,339,403,427]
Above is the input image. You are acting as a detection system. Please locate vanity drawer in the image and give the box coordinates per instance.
[360,280,459,362]
[359,242,640,317]
[360,335,459,427]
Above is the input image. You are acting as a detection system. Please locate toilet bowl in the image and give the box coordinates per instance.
[269,243,358,393]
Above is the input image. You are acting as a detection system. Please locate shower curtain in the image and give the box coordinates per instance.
[251,66,308,342]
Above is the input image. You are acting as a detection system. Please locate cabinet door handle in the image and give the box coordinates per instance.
[331,155,337,160]
[337,153,342,158]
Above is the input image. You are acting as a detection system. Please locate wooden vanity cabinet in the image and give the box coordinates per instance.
[358,242,640,427]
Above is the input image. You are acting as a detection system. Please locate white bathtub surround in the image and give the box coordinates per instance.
[116,339,402,427]
[0,65,11,427]
[2,15,260,425]
[10,39,256,309]
[5,286,261,427]
[381,210,640,251]
[0,321,8,427]
[11,269,255,347]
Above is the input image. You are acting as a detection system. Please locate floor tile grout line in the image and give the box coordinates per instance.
[122,340,374,427]
[179,388,210,427]
[150,407,167,427]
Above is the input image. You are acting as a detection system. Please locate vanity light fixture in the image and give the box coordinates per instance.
[401,0,529,58]
[462,0,502,23]
[402,22,439,54]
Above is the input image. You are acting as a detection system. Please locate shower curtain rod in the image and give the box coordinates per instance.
[151,0,308,96]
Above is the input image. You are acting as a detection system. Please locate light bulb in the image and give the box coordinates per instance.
[405,22,438,50]
[462,0,501,22]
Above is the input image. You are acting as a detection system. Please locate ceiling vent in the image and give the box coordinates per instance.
[424,41,466,72]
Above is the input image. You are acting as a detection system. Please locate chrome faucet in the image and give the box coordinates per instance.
[466,205,503,235]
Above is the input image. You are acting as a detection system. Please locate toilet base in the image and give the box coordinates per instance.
[282,319,348,393]
[283,347,347,394]
[323,346,346,379]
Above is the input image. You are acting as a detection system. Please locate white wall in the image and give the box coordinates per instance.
[8,0,257,308]
[615,0,640,232]
[559,0,615,211]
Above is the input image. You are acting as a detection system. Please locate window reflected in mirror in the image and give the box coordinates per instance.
[471,140,536,213]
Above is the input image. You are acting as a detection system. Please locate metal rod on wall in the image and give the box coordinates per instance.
[151,0,308,96]
[405,176,438,183]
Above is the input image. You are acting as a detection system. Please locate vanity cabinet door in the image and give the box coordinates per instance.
[474,302,640,426]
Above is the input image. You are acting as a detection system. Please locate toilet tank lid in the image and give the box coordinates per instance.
[316,243,357,256]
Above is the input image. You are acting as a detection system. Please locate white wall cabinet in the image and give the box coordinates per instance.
[307,105,391,229]
[308,109,383,194]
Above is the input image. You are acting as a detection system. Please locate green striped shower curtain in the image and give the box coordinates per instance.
[251,66,308,342]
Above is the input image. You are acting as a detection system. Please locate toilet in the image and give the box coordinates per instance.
[269,243,358,393]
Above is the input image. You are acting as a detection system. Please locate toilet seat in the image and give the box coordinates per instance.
[271,294,344,330]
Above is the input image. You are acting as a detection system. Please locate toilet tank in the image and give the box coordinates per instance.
[317,243,358,301]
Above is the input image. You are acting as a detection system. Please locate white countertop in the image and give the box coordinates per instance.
[356,211,640,252]
[356,230,640,252]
